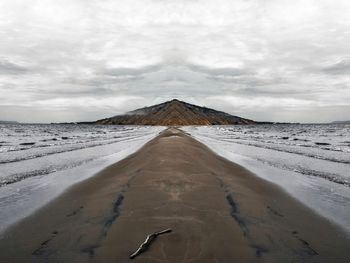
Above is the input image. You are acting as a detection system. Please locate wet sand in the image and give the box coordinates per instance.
[0,128,349,262]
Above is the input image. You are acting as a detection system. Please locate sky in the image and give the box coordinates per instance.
[0,0,350,123]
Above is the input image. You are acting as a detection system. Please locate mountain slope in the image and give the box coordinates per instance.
[95,99,255,125]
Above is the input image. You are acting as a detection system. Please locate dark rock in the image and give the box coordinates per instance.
[315,142,331,146]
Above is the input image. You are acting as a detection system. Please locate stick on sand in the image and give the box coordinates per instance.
[130,228,172,259]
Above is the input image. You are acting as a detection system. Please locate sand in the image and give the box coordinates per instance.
[0,128,349,262]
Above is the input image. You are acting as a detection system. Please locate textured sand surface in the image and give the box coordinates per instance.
[0,128,349,262]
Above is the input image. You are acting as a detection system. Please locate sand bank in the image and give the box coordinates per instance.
[0,128,349,262]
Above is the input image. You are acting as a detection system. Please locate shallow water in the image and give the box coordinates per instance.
[183,124,350,235]
[0,124,164,233]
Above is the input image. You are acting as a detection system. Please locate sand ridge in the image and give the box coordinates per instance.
[0,128,349,262]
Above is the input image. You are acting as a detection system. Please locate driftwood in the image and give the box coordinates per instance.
[130,228,172,259]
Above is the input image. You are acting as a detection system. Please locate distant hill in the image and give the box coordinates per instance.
[94,99,255,126]
[332,120,350,124]
[0,120,19,124]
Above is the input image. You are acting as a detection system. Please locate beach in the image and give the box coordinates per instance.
[0,127,349,262]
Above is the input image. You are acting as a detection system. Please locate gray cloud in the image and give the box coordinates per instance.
[0,60,27,75]
[103,64,163,77]
[0,0,349,123]
[186,64,249,78]
[322,59,350,75]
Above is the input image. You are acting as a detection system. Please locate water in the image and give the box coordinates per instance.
[1,123,349,236]
[0,124,164,233]
[183,124,350,235]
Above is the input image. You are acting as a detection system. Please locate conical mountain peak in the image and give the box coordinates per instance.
[96,99,255,126]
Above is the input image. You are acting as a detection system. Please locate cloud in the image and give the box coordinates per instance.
[322,59,350,75]
[0,59,27,75]
[0,0,349,122]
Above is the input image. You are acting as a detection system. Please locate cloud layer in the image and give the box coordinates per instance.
[0,0,349,122]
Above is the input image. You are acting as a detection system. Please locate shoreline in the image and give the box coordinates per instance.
[0,128,349,262]
[184,129,350,236]
[0,126,164,235]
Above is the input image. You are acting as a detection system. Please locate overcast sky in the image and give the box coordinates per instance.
[0,0,350,123]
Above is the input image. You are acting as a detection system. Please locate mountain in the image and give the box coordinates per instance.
[331,120,350,124]
[95,99,255,125]
[0,120,19,124]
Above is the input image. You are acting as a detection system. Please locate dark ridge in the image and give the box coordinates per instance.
[101,194,124,237]
[66,206,84,217]
[81,194,124,257]
[226,194,238,213]
[297,237,319,256]
[32,231,58,256]
[226,194,249,236]
[0,120,19,124]
[226,194,270,258]
[267,206,284,217]
[251,245,269,258]
[81,245,100,257]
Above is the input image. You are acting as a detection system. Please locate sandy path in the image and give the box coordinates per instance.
[0,128,349,262]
